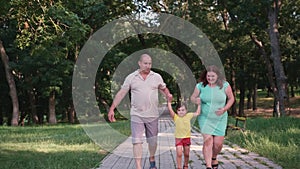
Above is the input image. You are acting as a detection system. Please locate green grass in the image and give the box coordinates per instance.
[1,118,299,169]
[226,117,300,169]
[0,121,130,169]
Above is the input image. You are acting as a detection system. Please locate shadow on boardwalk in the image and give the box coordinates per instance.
[95,111,282,169]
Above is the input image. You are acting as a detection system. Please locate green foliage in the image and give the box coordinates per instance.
[1,0,91,123]
[1,0,300,125]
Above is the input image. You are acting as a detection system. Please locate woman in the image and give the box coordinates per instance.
[190,65,235,169]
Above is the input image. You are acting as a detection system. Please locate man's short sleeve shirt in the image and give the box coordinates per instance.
[121,70,166,117]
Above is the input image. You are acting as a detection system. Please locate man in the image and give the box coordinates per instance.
[108,54,172,169]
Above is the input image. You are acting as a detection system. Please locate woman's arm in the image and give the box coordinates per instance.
[224,85,235,110]
[216,85,235,116]
[190,86,201,104]
[191,86,201,104]
[193,103,201,117]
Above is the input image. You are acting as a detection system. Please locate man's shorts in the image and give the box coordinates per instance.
[131,116,158,146]
[175,138,191,147]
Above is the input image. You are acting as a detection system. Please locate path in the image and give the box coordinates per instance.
[95,112,282,169]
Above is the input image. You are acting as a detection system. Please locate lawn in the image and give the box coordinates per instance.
[224,93,300,169]
[226,116,300,169]
[0,121,130,169]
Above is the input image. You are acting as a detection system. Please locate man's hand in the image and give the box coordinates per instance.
[108,110,116,122]
[167,94,173,103]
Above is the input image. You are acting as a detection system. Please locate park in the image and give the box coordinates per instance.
[0,1,299,169]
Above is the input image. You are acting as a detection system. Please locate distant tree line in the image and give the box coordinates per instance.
[0,0,299,126]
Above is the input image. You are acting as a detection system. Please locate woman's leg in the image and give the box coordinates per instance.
[212,135,224,168]
[202,134,213,168]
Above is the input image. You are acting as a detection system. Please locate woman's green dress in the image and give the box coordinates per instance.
[197,81,229,136]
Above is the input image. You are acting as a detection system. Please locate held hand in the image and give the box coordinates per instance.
[195,98,201,105]
[108,110,116,122]
[215,108,225,116]
[167,94,173,102]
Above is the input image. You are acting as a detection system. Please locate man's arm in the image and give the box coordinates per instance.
[108,88,128,122]
[159,87,172,100]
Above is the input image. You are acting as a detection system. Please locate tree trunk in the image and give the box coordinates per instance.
[247,89,252,109]
[37,98,44,124]
[0,40,20,126]
[238,59,245,117]
[18,112,27,126]
[229,68,237,116]
[28,88,39,124]
[268,0,287,116]
[0,110,3,125]
[238,77,245,117]
[221,8,229,30]
[48,90,57,124]
[252,83,258,111]
[290,85,295,97]
[68,104,75,124]
[250,34,279,116]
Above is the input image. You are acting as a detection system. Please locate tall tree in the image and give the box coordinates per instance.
[11,0,90,124]
[268,0,287,116]
[225,0,289,117]
[0,41,19,126]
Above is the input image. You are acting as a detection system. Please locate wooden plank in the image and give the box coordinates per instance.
[189,134,205,169]
[98,153,120,168]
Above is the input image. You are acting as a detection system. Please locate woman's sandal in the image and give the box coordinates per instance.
[183,165,188,169]
[212,158,219,169]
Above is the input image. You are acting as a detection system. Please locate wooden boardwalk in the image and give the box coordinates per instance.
[95,115,282,169]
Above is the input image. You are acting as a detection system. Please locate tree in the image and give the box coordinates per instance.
[0,41,19,126]
[10,0,90,124]
[224,0,289,117]
[268,0,287,116]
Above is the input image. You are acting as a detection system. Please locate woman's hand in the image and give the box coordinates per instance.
[194,97,201,105]
[215,107,225,116]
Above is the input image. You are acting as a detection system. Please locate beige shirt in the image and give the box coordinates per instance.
[121,70,166,117]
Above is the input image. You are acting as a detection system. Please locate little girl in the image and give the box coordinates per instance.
[167,96,201,169]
